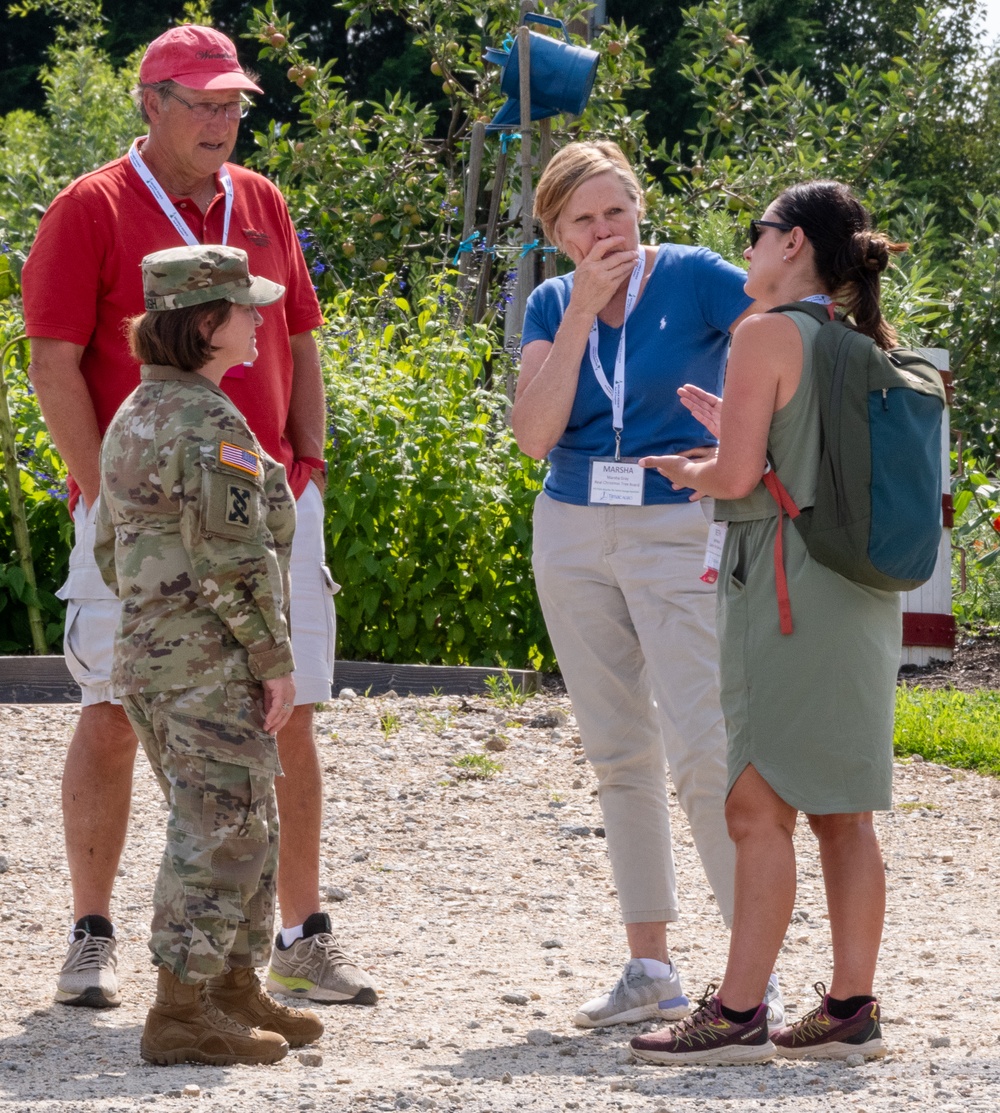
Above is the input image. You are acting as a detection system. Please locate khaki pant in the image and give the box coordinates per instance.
[531,492,735,926]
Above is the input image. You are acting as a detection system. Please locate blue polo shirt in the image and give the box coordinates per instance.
[522,243,751,505]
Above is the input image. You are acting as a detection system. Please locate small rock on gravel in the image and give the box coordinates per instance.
[528,710,568,728]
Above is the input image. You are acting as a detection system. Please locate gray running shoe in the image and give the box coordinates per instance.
[765,972,785,1033]
[55,916,121,1008]
[574,958,690,1028]
[266,913,378,1005]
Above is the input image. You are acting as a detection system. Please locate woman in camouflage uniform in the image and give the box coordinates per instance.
[95,245,323,1066]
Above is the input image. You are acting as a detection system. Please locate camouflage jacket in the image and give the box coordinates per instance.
[95,365,296,695]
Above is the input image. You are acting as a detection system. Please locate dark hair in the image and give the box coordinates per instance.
[772,181,906,350]
[128,300,233,372]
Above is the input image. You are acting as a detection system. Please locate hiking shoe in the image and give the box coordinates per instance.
[207,965,324,1047]
[765,972,785,1033]
[574,958,690,1028]
[141,966,288,1067]
[772,982,885,1060]
[55,915,121,1008]
[630,986,776,1066]
[266,913,378,1005]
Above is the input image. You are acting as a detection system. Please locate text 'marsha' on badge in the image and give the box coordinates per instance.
[219,441,260,476]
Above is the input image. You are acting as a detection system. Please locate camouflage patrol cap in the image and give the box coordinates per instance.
[141,245,285,311]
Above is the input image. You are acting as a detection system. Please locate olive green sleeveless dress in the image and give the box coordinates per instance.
[714,312,900,813]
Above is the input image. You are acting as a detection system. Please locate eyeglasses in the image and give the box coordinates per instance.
[163,88,250,122]
[749,219,794,247]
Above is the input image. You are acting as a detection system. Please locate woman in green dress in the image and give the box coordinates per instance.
[629,181,904,1066]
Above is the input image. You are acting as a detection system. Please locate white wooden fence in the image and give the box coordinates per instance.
[900,348,953,667]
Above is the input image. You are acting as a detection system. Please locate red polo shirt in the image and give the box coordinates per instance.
[22,145,324,509]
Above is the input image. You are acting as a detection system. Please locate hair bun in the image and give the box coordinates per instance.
[854,230,889,273]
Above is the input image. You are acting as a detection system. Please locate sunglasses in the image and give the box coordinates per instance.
[749,219,794,247]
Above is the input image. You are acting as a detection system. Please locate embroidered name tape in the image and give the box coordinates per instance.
[219,441,260,476]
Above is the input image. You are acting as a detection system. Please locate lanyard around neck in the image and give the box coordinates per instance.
[129,138,233,247]
[586,249,646,461]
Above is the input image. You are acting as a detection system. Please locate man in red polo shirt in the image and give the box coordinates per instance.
[22,24,377,1012]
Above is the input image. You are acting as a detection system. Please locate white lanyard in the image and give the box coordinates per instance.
[128,138,233,246]
[801,294,833,304]
[586,249,646,460]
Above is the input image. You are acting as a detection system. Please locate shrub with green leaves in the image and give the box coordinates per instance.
[0,317,71,652]
[951,458,1000,626]
[322,277,553,669]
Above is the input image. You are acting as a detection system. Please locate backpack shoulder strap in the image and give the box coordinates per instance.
[761,470,801,636]
[768,300,838,325]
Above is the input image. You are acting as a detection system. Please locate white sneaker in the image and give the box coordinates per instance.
[765,972,785,1033]
[55,916,121,1008]
[574,958,690,1028]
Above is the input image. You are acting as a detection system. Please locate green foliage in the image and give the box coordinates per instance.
[936,192,1000,458]
[379,710,401,739]
[483,667,533,708]
[321,276,552,668]
[0,24,140,276]
[451,752,503,779]
[895,685,1000,776]
[245,0,659,294]
[951,456,1000,625]
[415,706,454,732]
[642,0,1000,457]
[0,317,71,652]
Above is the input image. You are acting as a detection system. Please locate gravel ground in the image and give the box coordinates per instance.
[1,688,999,1112]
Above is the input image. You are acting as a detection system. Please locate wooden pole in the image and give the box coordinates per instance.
[503,23,535,362]
[538,118,557,281]
[472,146,508,325]
[458,120,486,297]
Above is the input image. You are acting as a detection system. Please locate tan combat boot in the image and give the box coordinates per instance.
[207,964,324,1047]
[140,965,289,1066]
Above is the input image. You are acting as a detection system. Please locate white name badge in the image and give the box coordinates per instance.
[588,457,645,506]
[701,521,728,584]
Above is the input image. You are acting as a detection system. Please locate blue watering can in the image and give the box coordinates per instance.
[485,13,600,132]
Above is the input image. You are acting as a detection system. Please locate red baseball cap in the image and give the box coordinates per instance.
[139,25,264,93]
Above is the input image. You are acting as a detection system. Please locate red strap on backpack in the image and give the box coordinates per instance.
[761,469,801,635]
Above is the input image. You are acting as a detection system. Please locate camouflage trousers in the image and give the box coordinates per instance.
[121,680,282,984]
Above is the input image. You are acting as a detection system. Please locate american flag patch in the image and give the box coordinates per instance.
[219,441,260,476]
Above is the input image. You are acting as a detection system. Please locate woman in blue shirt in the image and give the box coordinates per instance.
[513,140,763,1030]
